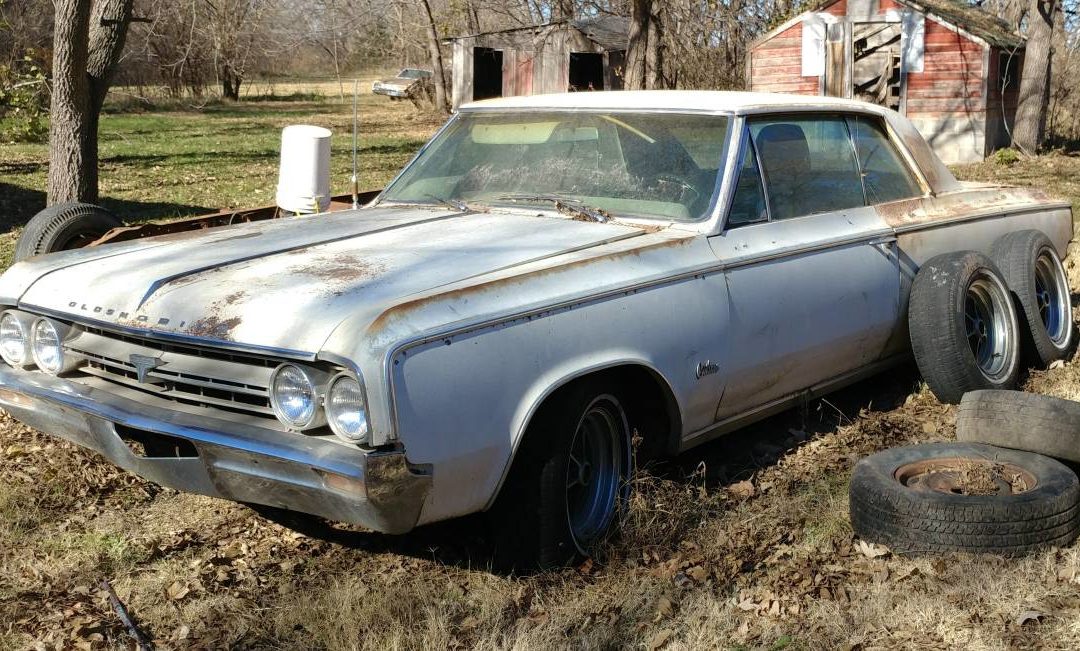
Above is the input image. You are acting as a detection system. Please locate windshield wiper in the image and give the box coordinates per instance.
[498,193,611,223]
[423,194,471,212]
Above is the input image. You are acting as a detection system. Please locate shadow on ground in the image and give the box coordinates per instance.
[251,363,924,573]
[0,182,212,235]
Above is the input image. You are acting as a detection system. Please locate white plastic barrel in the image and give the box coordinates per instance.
[275,125,332,214]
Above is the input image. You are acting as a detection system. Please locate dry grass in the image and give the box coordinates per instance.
[4,117,1080,648]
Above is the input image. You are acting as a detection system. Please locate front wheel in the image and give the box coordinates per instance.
[492,380,632,570]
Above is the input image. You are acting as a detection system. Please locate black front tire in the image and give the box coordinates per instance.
[14,202,123,262]
[491,379,632,570]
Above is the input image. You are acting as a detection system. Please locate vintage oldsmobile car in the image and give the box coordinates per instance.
[0,92,1072,568]
[371,68,433,99]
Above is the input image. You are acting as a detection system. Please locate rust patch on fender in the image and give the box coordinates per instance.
[875,186,1069,229]
[366,234,695,334]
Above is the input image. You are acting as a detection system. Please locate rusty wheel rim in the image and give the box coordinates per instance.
[895,457,1037,496]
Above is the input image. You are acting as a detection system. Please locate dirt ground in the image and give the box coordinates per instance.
[4,98,1080,648]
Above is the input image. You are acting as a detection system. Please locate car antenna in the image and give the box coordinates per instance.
[351,78,360,210]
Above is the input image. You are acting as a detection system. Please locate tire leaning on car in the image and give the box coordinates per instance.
[491,378,633,570]
[909,251,1021,404]
[990,230,1074,366]
[14,202,123,263]
[849,442,1080,554]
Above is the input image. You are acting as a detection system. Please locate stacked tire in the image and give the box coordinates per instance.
[851,229,1080,555]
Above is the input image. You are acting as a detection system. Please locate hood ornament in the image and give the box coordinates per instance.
[129,354,164,384]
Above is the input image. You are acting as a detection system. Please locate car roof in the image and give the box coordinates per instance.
[458,90,887,115]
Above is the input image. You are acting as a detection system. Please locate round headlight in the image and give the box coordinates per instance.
[270,364,324,429]
[0,313,29,367]
[31,319,65,374]
[326,375,370,443]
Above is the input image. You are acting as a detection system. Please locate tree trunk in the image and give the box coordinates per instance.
[1013,0,1056,153]
[221,67,241,100]
[417,0,449,113]
[47,0,134,205]
[48,0,93,205]
[645,4,662,89]
[625,0,650,90]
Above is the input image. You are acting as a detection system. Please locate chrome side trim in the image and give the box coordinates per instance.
[383,227,898,437]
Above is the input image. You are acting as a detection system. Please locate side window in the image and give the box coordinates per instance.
[849,117,922,205]
[726,137,768,227]
[749,117,864,220]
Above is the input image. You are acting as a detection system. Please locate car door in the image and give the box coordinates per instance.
[709,114,904,421]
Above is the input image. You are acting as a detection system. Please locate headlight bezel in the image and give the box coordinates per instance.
[30,317,79,375]
[325,372,371,444]
[0,311,33,368]
[269,363,329,431]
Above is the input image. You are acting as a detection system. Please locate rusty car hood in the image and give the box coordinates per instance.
[3,207,653,354]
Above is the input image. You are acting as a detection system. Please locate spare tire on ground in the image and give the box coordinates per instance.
[849,442,1080,555]
[908,251,1021,404]
[957,390,1080,464]
[14,202,123,263]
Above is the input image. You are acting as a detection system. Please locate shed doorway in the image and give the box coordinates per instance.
[473,47,503,100]
[569,52,604,91]
[852,22,902,110]
[824,22,902,110]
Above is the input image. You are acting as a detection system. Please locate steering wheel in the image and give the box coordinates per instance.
[652,172,702,205]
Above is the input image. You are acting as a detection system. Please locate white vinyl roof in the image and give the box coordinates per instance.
[459,90,884,115]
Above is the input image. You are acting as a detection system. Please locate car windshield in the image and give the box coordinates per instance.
[381,111,732,222]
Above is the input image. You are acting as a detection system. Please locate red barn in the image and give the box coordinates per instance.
[748,0,1023,163]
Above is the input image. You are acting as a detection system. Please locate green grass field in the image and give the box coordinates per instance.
[0,81,443,268]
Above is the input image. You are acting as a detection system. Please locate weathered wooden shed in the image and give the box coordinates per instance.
[446,16,629,111]
[748,0,1024,163]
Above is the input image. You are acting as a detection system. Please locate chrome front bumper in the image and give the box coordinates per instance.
[0,368,431,534]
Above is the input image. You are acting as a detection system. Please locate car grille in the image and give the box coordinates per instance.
[65,326,279,420]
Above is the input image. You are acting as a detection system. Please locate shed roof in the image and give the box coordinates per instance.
[903,0,1022,48]
[813,0,1023,48]
[446,15,630,50]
